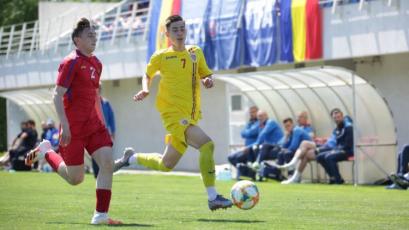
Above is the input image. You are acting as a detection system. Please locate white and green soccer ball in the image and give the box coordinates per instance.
[230,180,259,210]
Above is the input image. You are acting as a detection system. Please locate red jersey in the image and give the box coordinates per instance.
[56,49,105,137]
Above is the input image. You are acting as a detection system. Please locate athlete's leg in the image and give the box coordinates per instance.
[54,138,86,185]
[185,125,214,187]
[91,146,114,223]
[185,125,212,149]
[185,125,232,210]
[281,144,316,185]
[134,143,182,171]
[92,147,113,190]
[87,129,121,225]
[298,149,316,172]
[279,141,316,169]
[25,139,85,185]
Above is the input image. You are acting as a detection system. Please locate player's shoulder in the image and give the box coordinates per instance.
[93,55,102,65]
[153,48,169,56]
[267,119,278,125]
[293,126,305,134]
[61,51,80,66]
[186,45,202,53]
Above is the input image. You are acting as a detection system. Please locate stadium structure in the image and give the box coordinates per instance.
[0,0,408,184]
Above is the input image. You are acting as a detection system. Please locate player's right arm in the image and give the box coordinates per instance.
[53,86,71,147]
[133,74,151,101]
[133,51,161,102]
[54,58,76,146]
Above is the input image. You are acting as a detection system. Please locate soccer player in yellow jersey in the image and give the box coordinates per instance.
[114,15,233,210]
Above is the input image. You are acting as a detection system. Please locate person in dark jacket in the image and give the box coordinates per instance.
[386,145,409,190]
[240,106,259,147]
[227,106,259,179]
[10,120,38,170]
[280,108,353,184]
[315,108,353,184]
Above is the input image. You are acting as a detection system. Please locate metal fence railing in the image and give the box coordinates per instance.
[0,0,391,59]
[0,21,39,58]
[0,0,149,59]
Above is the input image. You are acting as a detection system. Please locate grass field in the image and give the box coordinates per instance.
[0,171,408,230]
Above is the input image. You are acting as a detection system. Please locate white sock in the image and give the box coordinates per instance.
[291,170,301,181]
[93,211,107,216]
[128,154,138,165]
[285,156,299,168]
[206,186,218,201]
[38,140,52,155]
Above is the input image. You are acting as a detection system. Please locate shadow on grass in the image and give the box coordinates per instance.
[46,222,153,227]
[197,218,265,224]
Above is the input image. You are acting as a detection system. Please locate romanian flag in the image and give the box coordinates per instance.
[281,0,322,62]
[147,0,181,61]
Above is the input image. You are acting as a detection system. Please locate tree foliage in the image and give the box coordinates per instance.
[0,0,39,27]
[0,0,122,27]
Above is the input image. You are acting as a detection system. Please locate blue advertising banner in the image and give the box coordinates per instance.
[181,0,209,48]
[280,0,294,62]
[204,0,244,70]
[243,0,278,67]
[147,0,162,62]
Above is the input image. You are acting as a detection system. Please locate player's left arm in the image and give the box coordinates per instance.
[96,91,106,126]
[197,48,214,89]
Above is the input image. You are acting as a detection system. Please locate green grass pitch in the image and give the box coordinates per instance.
[0,171,408,229]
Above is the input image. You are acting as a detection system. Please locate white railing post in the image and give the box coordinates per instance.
[96,14,105,49]
[6,25,15,59]
[0,27,3,53]
[67,14,78,52]
[331,0,339,14]
[42,20,51,54]
[143,0,153,41]
[358,0,365,11]
[111,6,121,46]
[67,33,73,52]
[352,71,358,186]
[29,21,38,56]
[18,22,27,57]
[388,0,393,7]
[55,16,65,53]
[127,2,137,43]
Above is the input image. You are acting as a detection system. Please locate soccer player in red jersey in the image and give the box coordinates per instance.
[25,18,125,225]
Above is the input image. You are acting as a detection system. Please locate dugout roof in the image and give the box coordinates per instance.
[216,66,397,184]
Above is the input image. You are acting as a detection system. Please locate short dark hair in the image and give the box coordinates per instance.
[26,119,36,126]
[165,15,184,29]
[71,18,92,45]
[283,117,293,124]
[330,108,343,116]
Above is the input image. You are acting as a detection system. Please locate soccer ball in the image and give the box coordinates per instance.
[230,180,259,210]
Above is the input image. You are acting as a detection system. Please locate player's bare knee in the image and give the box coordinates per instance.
[162,160,175,171]
[69,175,84,185]
[300,140,312,149]
[98,158,114,172]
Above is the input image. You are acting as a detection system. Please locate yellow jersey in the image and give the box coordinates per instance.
[146,45,213,124]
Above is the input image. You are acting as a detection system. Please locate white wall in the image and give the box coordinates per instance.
[101,78,229,171]
[324,0,409,59]
[355,53,409,150]
[0,38,147,90]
